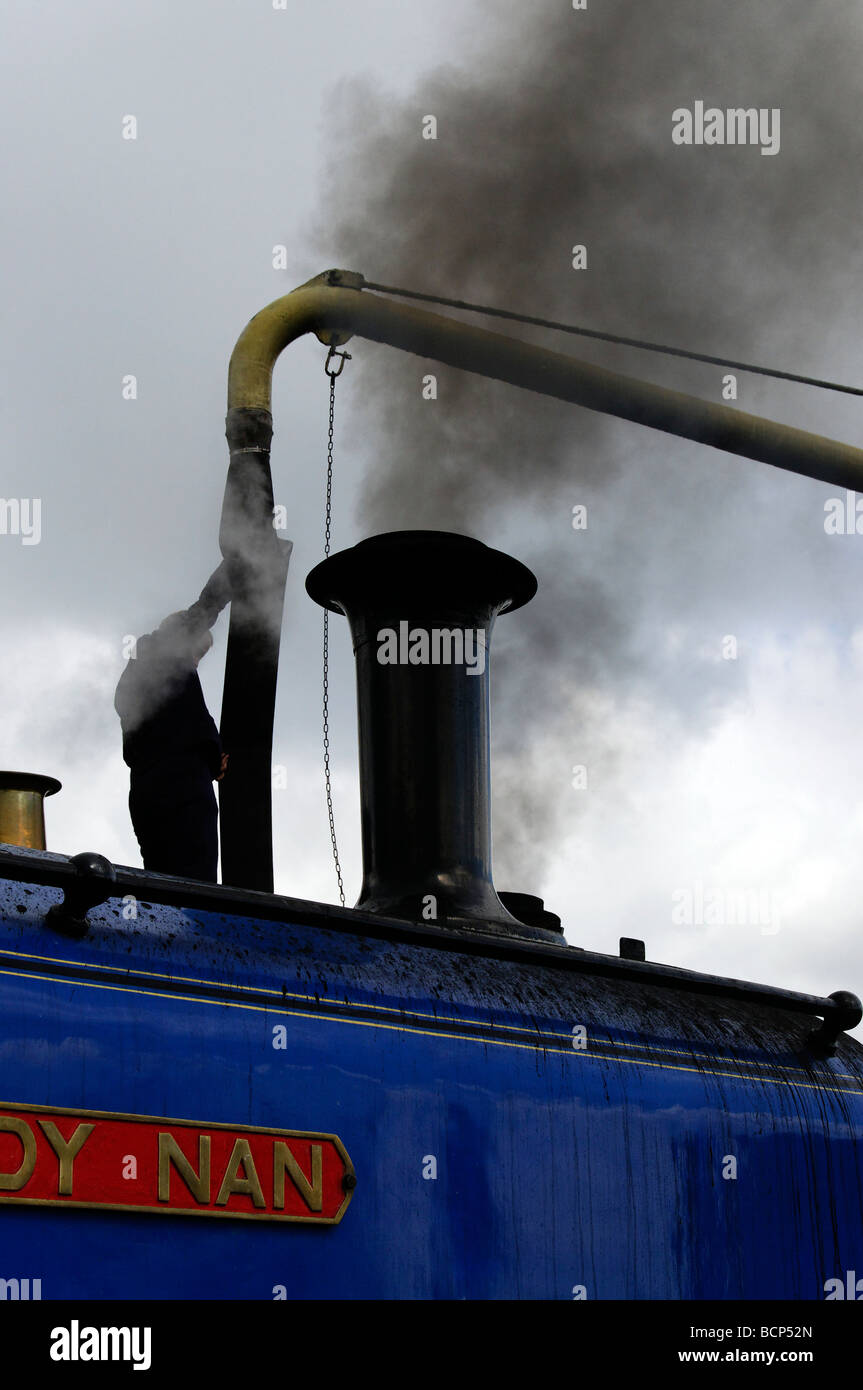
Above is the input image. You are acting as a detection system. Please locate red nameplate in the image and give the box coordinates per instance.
[0,1102,355,1224]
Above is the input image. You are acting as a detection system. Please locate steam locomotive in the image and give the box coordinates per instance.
[1,272,862,1301]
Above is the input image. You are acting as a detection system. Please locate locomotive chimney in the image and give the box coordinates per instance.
[306,530,556,938]
[0,772,61,850]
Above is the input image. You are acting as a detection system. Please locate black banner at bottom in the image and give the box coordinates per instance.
[0,1298,858,1375]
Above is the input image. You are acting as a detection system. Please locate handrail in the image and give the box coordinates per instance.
[1,843,860,1058]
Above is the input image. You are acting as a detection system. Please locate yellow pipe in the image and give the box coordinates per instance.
[227,269,863,491]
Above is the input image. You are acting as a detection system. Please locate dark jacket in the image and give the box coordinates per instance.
[114,632,222,779]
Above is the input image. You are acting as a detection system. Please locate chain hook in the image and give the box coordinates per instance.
[324,345,352,378]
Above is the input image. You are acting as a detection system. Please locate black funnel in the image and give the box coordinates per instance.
[306,531,552,937]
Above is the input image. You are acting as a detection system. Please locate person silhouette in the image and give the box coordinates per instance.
[114,564,231,882]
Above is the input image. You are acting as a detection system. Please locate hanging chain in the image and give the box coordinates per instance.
[322,345,351,906]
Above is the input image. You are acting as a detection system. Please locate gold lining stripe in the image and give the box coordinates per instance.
[0,945,854,1084]
[1,965,862,1097]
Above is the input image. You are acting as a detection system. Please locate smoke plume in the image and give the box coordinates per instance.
[315,0,863,891]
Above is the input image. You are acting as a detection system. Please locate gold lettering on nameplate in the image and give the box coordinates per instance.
[38,1121,94,1195]
[0,1117,37,1191]
[215,1138,266,1209]
[0,1102,355,1224]
[158,1133,211,1204]
[273,1141,323,1212]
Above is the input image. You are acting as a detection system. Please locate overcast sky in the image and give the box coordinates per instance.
[3,0,863,1030]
